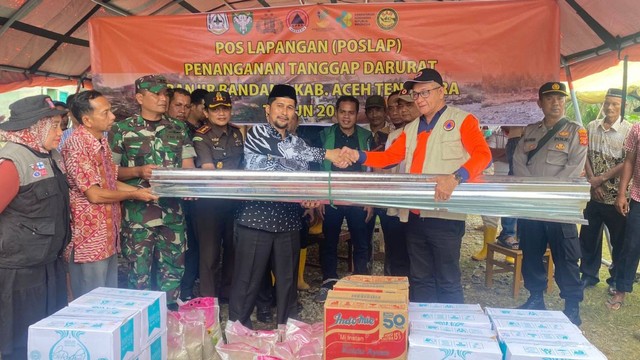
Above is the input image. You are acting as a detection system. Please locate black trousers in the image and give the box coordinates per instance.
[229,225,299,327]
[180,200,199,298]
[192,198,237,298]
[406,213,465,303]
[579,200,626,285]
[614,200,640,293]
[381,214,410,277]
[320,205,370,284]
[519,219,583,302]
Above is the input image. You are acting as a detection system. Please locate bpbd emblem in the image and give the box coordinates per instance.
[443,120,455,131]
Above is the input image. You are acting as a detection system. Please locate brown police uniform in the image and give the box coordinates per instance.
[192,123,244,298]
[512,117,588,305]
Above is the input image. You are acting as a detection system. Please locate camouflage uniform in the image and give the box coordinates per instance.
[109,114,195,302]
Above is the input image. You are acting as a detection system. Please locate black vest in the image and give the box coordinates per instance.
[0,142,70,268]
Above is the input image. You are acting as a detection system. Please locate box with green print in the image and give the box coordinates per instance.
[69,287,166,348]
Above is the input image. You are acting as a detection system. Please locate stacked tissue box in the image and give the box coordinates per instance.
[486,308,607,360]
[408,303,502,360]
[28,287,167,360]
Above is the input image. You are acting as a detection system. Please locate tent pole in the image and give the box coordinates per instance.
[621,55,628,121]
[563,60,582,124]
[0,0,42,39]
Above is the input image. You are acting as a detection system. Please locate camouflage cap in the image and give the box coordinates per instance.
[135,75,168,94]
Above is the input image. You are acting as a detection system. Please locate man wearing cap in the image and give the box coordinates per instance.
[342,68,492,304]
[108,75,196,305]
[186,89,208,137]
[229,84,347,329]
[314,95,373,303]
[62,90,158,298]
[191,91,243,301]
[580,88,632,293]
[512,82,588,325]
[0,95,69,360]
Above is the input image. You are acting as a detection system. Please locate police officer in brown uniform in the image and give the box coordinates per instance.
[192,91,244,300]
[512,82,588,325]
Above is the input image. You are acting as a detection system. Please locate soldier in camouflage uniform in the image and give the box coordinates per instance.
[108,75,196,304]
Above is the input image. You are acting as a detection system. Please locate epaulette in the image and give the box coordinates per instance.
[196,124,211,134]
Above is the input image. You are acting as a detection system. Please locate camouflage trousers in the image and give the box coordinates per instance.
[121,223,186,303]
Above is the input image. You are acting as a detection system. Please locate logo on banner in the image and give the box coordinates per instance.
[207,13,229,35]
[233,12,253,35]
[256,12,284,34]
[336,11,353,28]
[376,8,398,30]
[315,9,331,29]
[286,9,309,33]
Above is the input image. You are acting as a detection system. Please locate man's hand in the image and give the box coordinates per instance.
[301,200,321,209]
[132,187,159,202]
[589,175,605,188]
[340,147,360,163]
[615,194,629,216]
[364,206,374,223]
[138,164,158,180]
[325,148,352,169]
[434,174,459,202]
[591,186,605,202]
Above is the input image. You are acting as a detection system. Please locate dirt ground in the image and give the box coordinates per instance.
[235,215,639,360]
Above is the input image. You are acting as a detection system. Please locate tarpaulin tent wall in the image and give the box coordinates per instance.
[0,0,639,93]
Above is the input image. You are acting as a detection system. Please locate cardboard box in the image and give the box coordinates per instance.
[52,306,142,347]
[486,308,572,322]
[409,312,492,329]
[410,323,497,340]
[491,318,581,333]
[505,343,607,360]
[134,331,167,360]
[70,290,166,347]
[342,275,409,284]
[28,316,139,360]
[497,329,590,346]
[409,302,483,313]
[324,291,408,360]
[408,333,502,360]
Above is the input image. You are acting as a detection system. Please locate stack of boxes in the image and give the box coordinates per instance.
[323,275,409,360]
[486,308,608,360]
[408,303,502,359]
[28,287,167,360]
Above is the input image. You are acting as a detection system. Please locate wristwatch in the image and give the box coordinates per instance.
[453,172,463,184]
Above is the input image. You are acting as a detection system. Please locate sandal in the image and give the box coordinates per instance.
[606,298,624,311]
[496,235,519,250]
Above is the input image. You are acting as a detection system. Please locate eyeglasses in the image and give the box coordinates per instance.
[410,86,441,100]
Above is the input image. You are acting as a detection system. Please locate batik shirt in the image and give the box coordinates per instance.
[238,123,325,232]
[62,126,120,263]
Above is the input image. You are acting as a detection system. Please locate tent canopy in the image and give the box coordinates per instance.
[1,0,639,93]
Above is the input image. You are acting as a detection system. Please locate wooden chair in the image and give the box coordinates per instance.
[485,242,554,299]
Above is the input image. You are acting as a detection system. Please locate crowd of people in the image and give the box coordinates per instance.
[1,68,640,359]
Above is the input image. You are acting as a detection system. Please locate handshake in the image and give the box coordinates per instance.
[325,147,361,169]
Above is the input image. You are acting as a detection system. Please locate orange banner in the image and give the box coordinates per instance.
[90,1,560,125]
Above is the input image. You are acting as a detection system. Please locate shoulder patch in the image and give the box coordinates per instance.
[578,128,588,146]
[192,136,204,142]
[443,119,455,131]
[196,125,211,134]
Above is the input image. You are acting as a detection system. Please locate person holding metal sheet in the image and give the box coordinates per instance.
[191,91,244,302]
[579,88,631,293]
[512,82,587,326]
[108,75,196,306]
[314,95,373,303]
[341,68,492,304]
[228,84,348,330]
[0,95,70,360]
